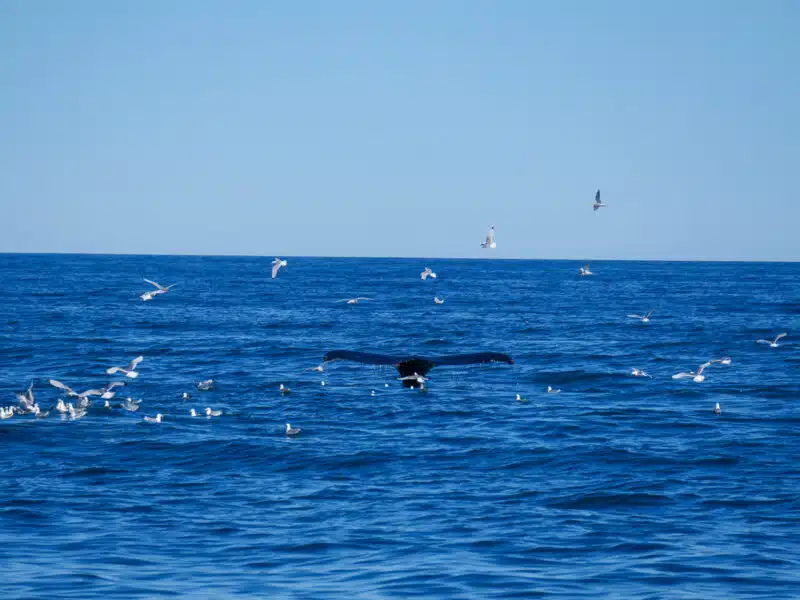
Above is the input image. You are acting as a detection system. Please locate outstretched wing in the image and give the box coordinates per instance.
[627,314,643,319]
[776,333,788,342]
[144,279,164,290]
[49,379,74,394]
[595,189,600,203]
[127,356,144,370]
[271,262,281,279]
[430,352,514,367]
[323,350,404,366]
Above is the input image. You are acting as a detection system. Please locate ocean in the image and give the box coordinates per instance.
[1,254,799,599]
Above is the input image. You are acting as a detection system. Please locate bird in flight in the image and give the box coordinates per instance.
[271,258,288,279]
[141,279,176,301]
[757,333,787,348]
[420,267,437,280]
[627,310,654,323]
[336,297,373,305]
[593,189,605,211]
[480,226,496,249]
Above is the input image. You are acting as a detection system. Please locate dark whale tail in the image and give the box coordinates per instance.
[322,350,513,387]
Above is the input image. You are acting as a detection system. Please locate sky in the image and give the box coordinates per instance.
[1,0,797,260]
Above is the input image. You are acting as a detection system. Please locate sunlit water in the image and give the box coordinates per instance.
[1,254,799,599]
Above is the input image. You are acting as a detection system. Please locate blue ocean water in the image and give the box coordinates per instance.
[1,254,799,599]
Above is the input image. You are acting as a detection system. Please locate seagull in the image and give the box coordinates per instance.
[321,380,326,386]
[279,384,292,394]
[399,373,428,386]
[592,189,605,211]
[190,408,198,417]
[143,414,163,423]
[98,381,126,400]
[140,279,176,301]
[547,386,561,394]
[205,407,222,417]
[285,423,301,437]
[15,382,38,413]
[103,400,112,409]
[68,403,87,419]
[48,380,103,402]
[370,390,375,397]
[757,333,787,348]
[197,379,214,391]
[480,226,497,249]
[420,267,437,280]
[54,399,69,414]
[714,402,721,415]
[627,310,654,323]
[119,397,141,412]
[579,264,593,276]
[336,297,373,305]
[516,393,528,402]
[434,297,445,304]
[309,364,324,372]
[271,258,288,279]
[672,361,715,383]
[106,356,144,378]
[0,407,13,420]
[182,392,190,400]
[631,368,651,378]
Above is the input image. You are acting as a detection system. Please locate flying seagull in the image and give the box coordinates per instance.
[593,189,605,211]
[757,333,787,348]
[141,279,176,301]
[420,267,437,280]
[480,226,497,249]
[271,258,288,279]
[106,356,144,378]
[672,361,719,383]
[322,350,514,388]
[336,297,373,305]
[627,310,654,323]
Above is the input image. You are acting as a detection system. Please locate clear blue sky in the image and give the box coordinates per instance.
[1,1,797,260]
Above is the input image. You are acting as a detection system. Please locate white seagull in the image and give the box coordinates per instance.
[190,408,198,417]
[336,297,373,305]
[579,264,593,276]
[68,403,87,419]
[143,413,163,423]
[55,399,69,414]
[631,368,651,378]
[627,310,654,323]
[757,333,787,348]
[547,386,561,394]
[714,402,721,415]
[285,423,301,437]
[271,258,288,279]
[140,279,176,301]
[279,384,292,394]
[182,392,191,400]
[516,393,528,402]
[120,397,142,412]
[399,373,428,385]
[434,297,445,304]
[197,379,214,391]
[593,189,605,211]
[106,356,144,379]
[205,407,222,417]
[420,267,437,280]
[480,226,497,249]
[672,361,716,383]
[15,382,38,414]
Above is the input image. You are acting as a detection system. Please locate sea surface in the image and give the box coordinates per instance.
[1,254,799,599]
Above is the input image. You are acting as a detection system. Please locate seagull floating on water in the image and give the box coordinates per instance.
[516,393,528,402]
[631,368,651,378]
[285,423,301,437]
[190,408,198,417]
[579,264,593,276]
[197,379,214,391]
[182,392,190,400]
[480,226,497,249]
[337,297,372,305]
[68,403,87,419]
[547,386,561,394]
[271,258,288,279]
[420,267,437,280]
[143,414,163,423]
[592,189,605,211]
[714,402,721,415]
[434,297,445,304]
[140,279,176,301]
[757,333,787,348]
[627,310,654,323]
[279,384,292,395]
[205,407,222,417]
[106,356,144,378]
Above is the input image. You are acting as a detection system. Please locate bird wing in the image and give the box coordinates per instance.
[627,314,643,319]
[672,373,692,379]
[49,379,74,394]
[487,227,495,245]
[16,393,32,408]
[756,339,770,344]
[144,279,164,291]
[106,381,126,391]
[645,310,655,318]
[80,389,104,398]
[595,189,600,203]
[776,333,788,342]
[127,356,144,370]
[271,262,281,278]
[697,361,713,374]
[355,297,373,301]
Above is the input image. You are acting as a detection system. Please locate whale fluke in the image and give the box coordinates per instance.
[322,350,513,386]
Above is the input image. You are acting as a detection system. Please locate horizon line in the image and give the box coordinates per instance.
[0,251,797,264]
